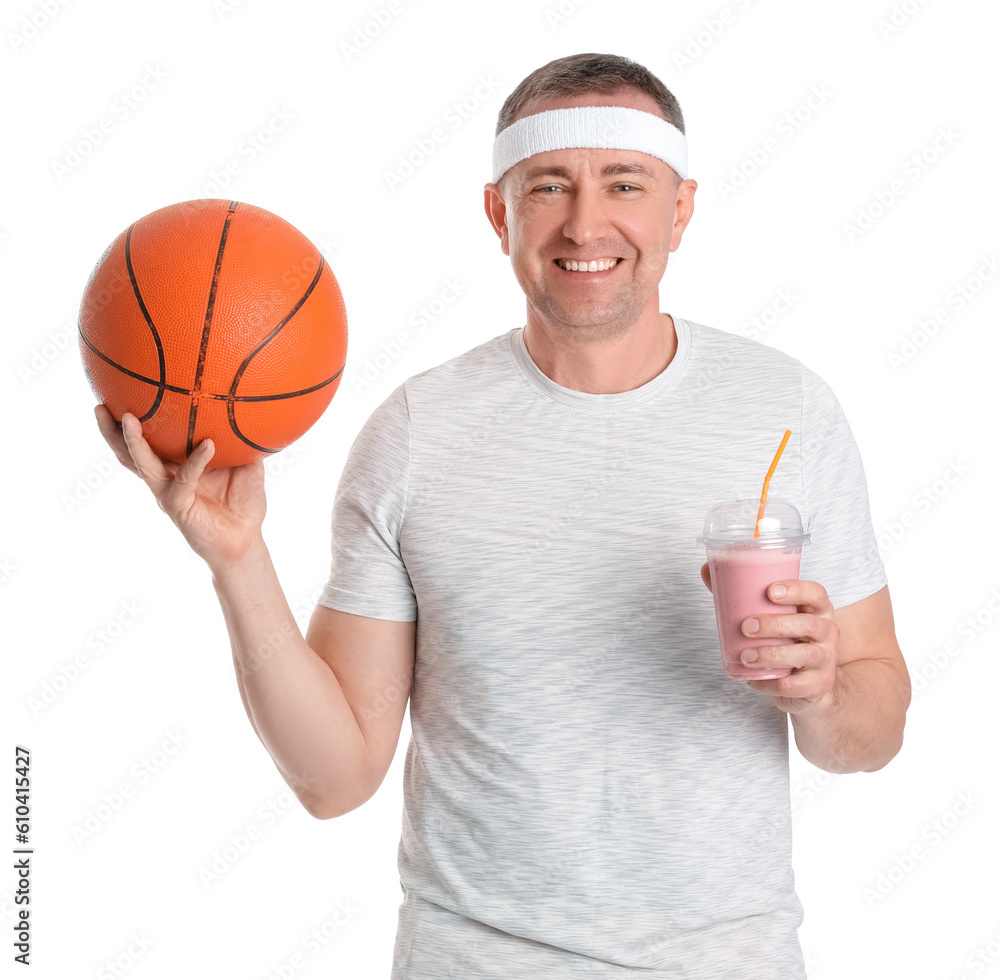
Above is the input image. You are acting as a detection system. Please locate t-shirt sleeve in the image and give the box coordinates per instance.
[316,383,417,621]
[798,366,887,610]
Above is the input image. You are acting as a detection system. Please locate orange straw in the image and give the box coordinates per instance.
[754,429,792,538]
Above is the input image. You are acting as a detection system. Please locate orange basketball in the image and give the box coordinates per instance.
[79,199,348,468]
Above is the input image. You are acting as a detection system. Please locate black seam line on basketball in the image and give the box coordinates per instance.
[230,432,279,454]
[219,367,343,401]
[77,331,343,402]
[226,254,326,449]
[124,223,167,423]
[187,202,239,456]
[79,331,193,395]
[201,367,345,454]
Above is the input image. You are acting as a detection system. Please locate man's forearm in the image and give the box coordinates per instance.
[789,657,910,774]
[212,537,371,817]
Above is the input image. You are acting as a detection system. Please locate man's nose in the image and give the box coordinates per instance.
[561,185,612,244]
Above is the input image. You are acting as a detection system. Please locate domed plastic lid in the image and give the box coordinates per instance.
[697,497,810,548]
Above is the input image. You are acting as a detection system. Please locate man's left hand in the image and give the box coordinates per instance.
[700,563,840,715]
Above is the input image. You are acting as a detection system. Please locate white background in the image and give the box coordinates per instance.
[3,0,999,977]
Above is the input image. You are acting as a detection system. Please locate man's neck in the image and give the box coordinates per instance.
[522,312,677,394]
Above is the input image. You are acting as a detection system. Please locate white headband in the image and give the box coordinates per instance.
[492,105,688,184]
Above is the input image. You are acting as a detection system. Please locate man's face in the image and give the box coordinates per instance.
[484,88,696,343]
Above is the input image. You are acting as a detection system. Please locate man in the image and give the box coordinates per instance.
[97,52,910,980]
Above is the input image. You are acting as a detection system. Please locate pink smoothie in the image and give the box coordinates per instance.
[707,546,802,679]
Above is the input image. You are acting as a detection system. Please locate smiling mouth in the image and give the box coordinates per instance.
[554,257,621,272]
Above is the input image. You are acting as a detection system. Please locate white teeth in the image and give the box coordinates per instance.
[557,258,618,272]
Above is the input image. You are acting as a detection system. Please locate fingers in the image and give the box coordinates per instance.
[744,658,836,703]
[741,640,829,673]
[743,610,828,642]
[162,436,215,505]
[768,578,833,613]
[94,404,138,476]
[700,562,712,592]
[118,411,174,495]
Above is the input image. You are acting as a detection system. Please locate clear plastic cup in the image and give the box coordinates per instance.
[697,499,811,680]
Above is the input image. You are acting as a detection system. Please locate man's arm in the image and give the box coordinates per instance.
[217,540,415,818]
[739,579,910,774]
[783,585,910,774]
[700,564,911,774]
[98,405,415,820]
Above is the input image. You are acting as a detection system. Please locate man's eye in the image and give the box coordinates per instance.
[535,185,561,193]
[616,184,639,192]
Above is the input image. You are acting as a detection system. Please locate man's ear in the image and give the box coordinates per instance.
[483,182,510,256]
[669,178,697,254]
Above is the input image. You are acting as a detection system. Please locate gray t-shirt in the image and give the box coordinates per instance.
[319,316,886,979]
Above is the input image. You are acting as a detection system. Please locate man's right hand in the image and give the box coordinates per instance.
[94,404,267,574]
